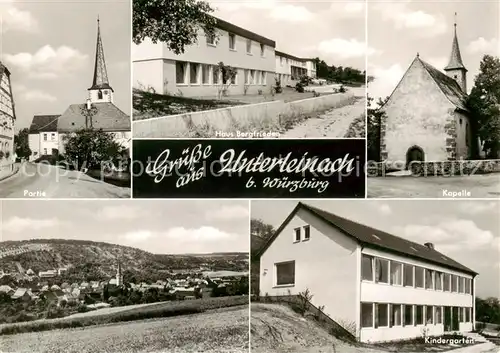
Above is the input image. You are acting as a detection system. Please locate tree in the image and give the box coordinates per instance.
[62,128,124,170]
[367,95,389,162]
[14,128,31,159]
[215,62,237,99]
[102,285,110,302]
[466,55,500,158]
[133,0,217,55]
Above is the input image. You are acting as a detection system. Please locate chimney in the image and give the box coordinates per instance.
[424,242,434,250]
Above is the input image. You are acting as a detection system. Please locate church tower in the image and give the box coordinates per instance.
[88,16,114,104]
[116,260,123,286]
[444,13,467,93]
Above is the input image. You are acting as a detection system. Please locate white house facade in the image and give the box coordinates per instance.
[0,62,16,169]
[258,203,477,343]
[133,17,318,98]
[28,115,60,161]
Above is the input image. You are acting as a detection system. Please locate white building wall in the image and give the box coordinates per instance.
[133,27,275,97]
[259,208,359,333]
[360,247,474,342]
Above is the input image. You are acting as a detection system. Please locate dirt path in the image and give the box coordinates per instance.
[281,97,366,138]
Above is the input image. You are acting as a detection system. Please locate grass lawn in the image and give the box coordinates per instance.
[1,305,248,353]
[0,296,248,335]
[132,89,244,120]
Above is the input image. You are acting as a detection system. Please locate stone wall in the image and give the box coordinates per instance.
[132,92,356,138]
[367,160,500,177]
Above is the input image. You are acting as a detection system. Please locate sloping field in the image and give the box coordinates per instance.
[251,303,380,353]
[2,306,248,353]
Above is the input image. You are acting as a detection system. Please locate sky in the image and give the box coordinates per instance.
[0,0,131,131]
[252,200,500,299]
[0,200,250,254]
[367,0,499,101]
[209,0,366,71]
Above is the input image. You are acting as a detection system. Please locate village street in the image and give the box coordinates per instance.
[280,86,366,138]
[368,174,500,198]
[0,162,130,198]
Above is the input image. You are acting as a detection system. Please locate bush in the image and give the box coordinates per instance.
[295,82,305,93]
[274,79,282,94]
[77,304,88,313]
[339,85,346,93]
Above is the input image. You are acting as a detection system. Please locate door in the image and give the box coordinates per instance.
[444,306,452,332]
[452,307,460,331]
[406,146,425,170]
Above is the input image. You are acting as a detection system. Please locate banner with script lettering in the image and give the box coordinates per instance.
[132,139,366,198]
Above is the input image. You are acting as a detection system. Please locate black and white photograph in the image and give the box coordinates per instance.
[366,1,500,198]
[132,0,367,138]
[132,139,366,198]
[0,200,250,353]
[250,200,500,353]
[0,0,132,199]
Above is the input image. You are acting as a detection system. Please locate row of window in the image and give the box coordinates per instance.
[361,303,472,329]
[294,225,310,243]
[0,75,10,93]
[43,133,57,141]
[362,254,472,294]
[176,61,268,87]
[0,140,10,153]
[206,31,266,57]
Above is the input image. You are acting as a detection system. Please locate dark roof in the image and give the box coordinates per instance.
[215,17,275,48]
[259,202,477,276]
[89,19,113,91]
[29,115,60,133]
[275,50,308,63]
[0,61,10,77]
[57,102,130,133]
[444,26,467,71]
[419,58,468,111]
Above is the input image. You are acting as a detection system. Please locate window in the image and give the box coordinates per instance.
[361,255,374,281]
[361,303,373,328]
[43,133,47,141]
[415,267,424,288]
[280,57,283,66]
[435,272,443,290]
[460,307,465,322]
[43,148,47,155]
[444,273,451,291]
[425,269,434,290]
[260,43,265,56]
[303,225,310,240]
[244,69,249,85]
[51,133,56,140]
[294,227,301,242]
[246,39,252,53]
[190,63,200,84]
[459,118,463,125]
[458,277,465,293]
[403,264,414,287]
[228,33,236,50]
[202,64,210,84]
[451,275,458,292]
[375,258,389,284]
[426,306,433,325]
[176,62,187,84]
[261,72,266,85]
[465,278,471,294]
[376,304,388,327]
[465,307,470,322]
[275,261,295,286]
[435,306,442,324]
[416,305,424,325]
[250,70,256,84]
[404,305,413,326]
[231,72,237,85]
[98,90,103,99]
[206,31,215,45]
[391,304,402,326]
[212,66,219,85]
[390,261,403,285]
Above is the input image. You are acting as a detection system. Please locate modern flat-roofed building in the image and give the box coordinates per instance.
[133,17,277,98]
[275,51,317,86]
[258,202,476,343]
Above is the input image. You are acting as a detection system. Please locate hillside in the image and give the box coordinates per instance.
[251,303,380,353]
[0,239,248,284]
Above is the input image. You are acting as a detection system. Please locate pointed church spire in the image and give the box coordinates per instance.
[89,16,113,92]
[444,12,467,72]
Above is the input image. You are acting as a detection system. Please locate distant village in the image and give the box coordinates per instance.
[0,257,249,320]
